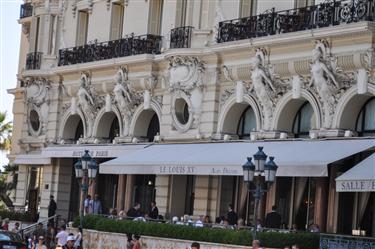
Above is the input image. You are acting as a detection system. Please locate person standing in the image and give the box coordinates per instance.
[226,204,238,226]
[148,201,159,220]
[91,194,102,215]
[252,240,263,249]
[190,242,200,249]
[265,205,282,229]
[84,195,92,215]
[48,195,57,218]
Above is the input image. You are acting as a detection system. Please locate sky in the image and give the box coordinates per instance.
[0,0,22,168]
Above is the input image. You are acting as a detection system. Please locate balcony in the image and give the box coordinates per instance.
[20,3,33,19]
[217,0,375,43]
[58,34,163,66]
[170,26,193,49]
[26,52,42,70]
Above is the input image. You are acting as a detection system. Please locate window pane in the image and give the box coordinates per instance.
[364,99,375,131]
[356,110,363,132]
[299,103,313,133]
[243,107,256,135]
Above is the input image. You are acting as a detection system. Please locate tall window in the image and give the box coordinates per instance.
[292,102,315,137]
[356,98,375,136]
[175,0,187,27]
[30,16,41,52]
[295,0,315,8]
[237,106,256,139]
[48,15,57,54]
[76,10,89,46]
[148,0,163,35]
[110,3,124,40]
[239,0,256,17]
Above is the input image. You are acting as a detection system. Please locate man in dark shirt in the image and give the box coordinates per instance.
[226,204,238,226]
[265,205,282,229]
[126,203,141,218]
[148,201,159,220]
[48,195,57,217]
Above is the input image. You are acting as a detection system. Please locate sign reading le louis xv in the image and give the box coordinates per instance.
[336,180,375,192]
[158,165,240,175]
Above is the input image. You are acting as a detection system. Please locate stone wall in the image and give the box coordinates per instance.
[69,228,258,249]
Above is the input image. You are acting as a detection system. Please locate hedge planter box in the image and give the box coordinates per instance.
[70,228,259,249]
[72,215,320,249]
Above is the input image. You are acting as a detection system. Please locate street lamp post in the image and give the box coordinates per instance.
[242,146,278,240]
[74,150,99,231]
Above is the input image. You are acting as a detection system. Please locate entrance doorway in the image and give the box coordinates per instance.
[133,175,156,214]
[169,175,195,217]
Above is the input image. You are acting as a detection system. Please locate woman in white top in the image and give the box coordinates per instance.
[32,236,47,249]
[74,227,82,249]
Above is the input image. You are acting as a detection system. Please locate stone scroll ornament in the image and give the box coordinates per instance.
[25,77,51,137]
[166,56,205,132]
[113,67,142,136]
[308,40,352,129]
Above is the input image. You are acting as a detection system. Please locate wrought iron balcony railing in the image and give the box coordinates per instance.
[26,52,42,70]
[217,0,375,43]
[58,34,163,66]
[170,26,193,49]
[20,3,33,19]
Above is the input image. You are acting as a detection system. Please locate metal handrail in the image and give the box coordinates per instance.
[18,215,59,239]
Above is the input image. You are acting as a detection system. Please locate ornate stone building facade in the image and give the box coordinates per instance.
[9,0,375,236]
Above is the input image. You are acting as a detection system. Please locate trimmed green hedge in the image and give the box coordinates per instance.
[0,209,35,222]
[74,215,319,249]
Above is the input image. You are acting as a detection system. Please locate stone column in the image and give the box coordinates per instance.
[155,175,171,217]
[116,175,126,212]
[326,166,339,233]
[124,175,135,212]
[313,178,328,232]
[193,176,210,217]
[13,165,29,209]
[265,179,277,214]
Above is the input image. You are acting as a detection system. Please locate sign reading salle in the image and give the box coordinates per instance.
[336,180,375,192]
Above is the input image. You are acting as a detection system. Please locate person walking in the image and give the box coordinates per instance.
[32,236,47,249]
[56,225,69,247]
[90,194,102,215]
[132,234,141,249]
[48,195,57,218]
[62,235,75,249]
[74,227,82,249]
[148,201,159,220]
[265,205,282,229]
[226,204,238,226]
[2,218,9,230]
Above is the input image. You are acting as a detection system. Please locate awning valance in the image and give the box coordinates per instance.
[336,153,375,192]
[100,139,375,177]
[41,144,147,158]
[14,154,51,165]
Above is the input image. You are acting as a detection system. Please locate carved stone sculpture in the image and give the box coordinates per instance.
[309,40,340,128]
[113,67,141,136]
[25,77,51,136]
[166,56,205,132]
[249,49,276,130]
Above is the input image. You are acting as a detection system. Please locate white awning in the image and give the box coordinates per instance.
[336,153,375,192]
[14,154,51,165]
[41,144,148,158]
[100,139,375,177]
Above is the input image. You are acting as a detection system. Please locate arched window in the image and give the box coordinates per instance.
[74,119,83,141]
[109,116,120,142]
[356,97,375,136]
[237,106,256,139]
[292,102,314,137]
[147,114,160,142]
